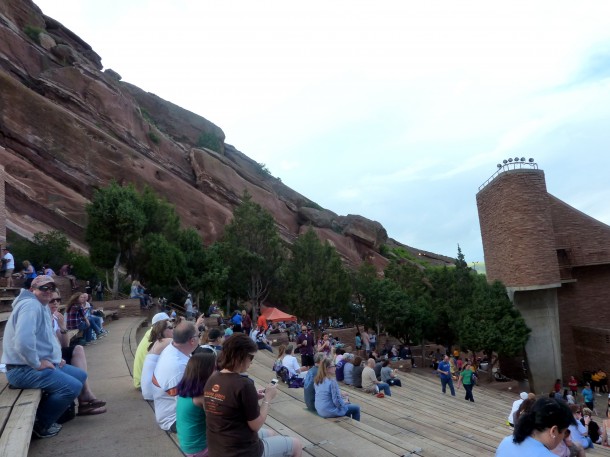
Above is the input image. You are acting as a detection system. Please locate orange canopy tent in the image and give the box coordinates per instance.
[261,306,297,322]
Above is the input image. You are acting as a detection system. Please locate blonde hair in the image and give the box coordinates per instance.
[314,358,332,385]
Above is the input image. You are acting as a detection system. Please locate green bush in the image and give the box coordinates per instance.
[23,25,44,44]
[197,132,222,152]
[148,131,160,144]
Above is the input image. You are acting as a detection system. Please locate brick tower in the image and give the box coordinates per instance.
[477,160,610,393]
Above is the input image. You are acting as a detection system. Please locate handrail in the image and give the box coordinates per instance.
[478,160,538,191]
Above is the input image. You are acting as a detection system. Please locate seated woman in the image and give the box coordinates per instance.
[380,360,402,387]
[66,292,95,344]
[22,260,37,289]
[304,353,326,412]
[130,280,147,309]
[352,356,364,388]
[82,294,107,337]
[496,397,575,456]
[141,319,174,401]
[176,352,217,457]
[255,327,274,353]
[203,333,302,457]
[314,358,360,421]
[343,354,355,386]
[49,291,106,416]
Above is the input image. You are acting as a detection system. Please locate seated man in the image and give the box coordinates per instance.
[362,358,392,397]
[152,321,198,431]
[281,344,308,378]
[569,405,594,450]
[1,276,87,438]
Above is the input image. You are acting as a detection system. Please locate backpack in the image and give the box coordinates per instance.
[288,377,304,388]
[276,366,291,384]
[272,359,283,373]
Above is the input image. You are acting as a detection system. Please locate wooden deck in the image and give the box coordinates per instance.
[249,349,610,457]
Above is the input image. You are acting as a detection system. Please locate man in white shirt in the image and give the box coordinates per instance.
[2,246,15,287]
[152,321,198,431]
[281,344,308,378]
[507,392,528,426]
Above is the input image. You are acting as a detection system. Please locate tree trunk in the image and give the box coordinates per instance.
[112,251,121,299]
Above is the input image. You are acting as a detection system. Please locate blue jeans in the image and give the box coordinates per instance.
[257,342,274,353]
[441,377,455,396]
[464,383,474,401]
[89,315,103,334]
[6,364,87,428]
[377,382,392,396]
[78,320,94,342]
[345,404,361,421]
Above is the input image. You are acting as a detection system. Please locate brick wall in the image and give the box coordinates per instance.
[476,169,560,287]
[0,163,5,246]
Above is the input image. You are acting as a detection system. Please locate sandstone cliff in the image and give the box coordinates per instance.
[0,0,454,269]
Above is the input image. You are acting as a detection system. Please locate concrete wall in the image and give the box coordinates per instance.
[512,288,562,393]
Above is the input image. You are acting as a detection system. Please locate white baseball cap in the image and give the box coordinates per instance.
[152,312,170,324]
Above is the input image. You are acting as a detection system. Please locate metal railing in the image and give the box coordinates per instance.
[479,159,538,191]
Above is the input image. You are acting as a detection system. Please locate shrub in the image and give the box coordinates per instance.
[23,25,44,44]
[197,132,222,152]
[148,131,160,144]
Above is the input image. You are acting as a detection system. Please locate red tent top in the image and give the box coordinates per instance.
[261,306,297,322]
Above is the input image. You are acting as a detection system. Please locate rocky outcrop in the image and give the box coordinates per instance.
[0,0,453,269]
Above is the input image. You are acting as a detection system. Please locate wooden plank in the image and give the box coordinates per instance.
[0,388,41,457]
[0,311,11,323]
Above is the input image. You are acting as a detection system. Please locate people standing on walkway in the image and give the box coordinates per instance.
[2,246,14,287]
[297,326,314,368]
[152,321,199,431]
[457,363,475,402]
[1,275,87,438]
[314,358,361,421]
[204,333,303,457]
[185,294,194,320]
[437,355,455,396]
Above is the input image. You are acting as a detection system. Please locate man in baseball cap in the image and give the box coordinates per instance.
[1,273,86,438]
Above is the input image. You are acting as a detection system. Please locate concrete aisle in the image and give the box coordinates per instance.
[28,317,183,457]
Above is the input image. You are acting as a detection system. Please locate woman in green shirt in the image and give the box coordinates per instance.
[176,352,217,457]
[457,363,476,403]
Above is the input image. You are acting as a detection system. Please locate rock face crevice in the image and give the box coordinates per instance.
[0,0,451,270]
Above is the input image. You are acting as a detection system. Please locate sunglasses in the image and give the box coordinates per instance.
[247,353,256,361]
[49,298,61,303]
[38,284,57,292]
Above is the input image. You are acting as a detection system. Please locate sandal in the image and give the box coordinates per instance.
[79,399,106,408]
[77,405,107,416]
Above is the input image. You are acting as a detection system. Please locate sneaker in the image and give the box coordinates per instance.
[33,422,62,439]
[376,392,385,398]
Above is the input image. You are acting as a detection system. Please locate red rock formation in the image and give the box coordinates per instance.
[0,0,453,269]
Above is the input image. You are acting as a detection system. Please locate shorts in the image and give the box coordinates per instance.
[4,268,13,278]
[259,428,294,457]
[62,346,76,365]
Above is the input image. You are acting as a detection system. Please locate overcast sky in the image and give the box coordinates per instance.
[34,1,610,263]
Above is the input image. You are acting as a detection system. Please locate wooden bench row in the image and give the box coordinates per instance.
[0,309,121,455]
[250,349,610,457]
